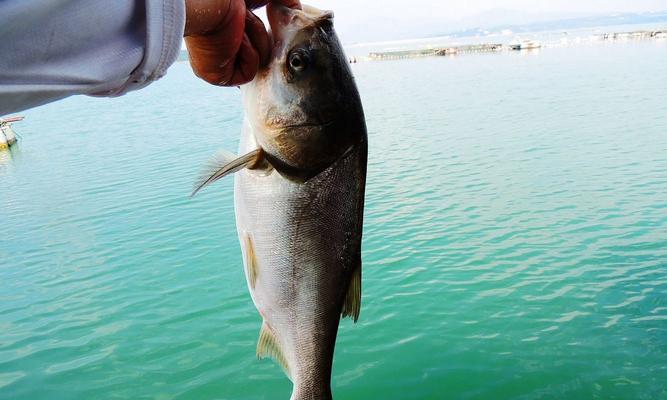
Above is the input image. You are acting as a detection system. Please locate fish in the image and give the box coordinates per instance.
[192,3,367,399]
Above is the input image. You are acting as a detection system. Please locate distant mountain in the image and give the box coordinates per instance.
[454,8,594,30]
[433,11,667,39]
[337,10,667,44]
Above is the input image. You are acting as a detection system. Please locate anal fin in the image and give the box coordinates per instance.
[341,263,362,322]
[257,322,291,380]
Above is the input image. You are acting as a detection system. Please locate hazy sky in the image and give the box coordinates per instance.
[282,0,667,42]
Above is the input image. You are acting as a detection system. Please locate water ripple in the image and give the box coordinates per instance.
[2,43,667,399]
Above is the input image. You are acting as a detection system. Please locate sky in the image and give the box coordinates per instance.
[280,0,667,42]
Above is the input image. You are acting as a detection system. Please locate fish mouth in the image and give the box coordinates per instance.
[280,120,336,130]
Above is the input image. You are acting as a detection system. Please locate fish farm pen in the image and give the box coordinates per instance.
[365,29,666,62]
[368,43,504,61]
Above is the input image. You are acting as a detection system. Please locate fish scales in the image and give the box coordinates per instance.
[235,125,365,398]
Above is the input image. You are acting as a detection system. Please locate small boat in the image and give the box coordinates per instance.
[0,116,23,149]
[435,47,458,56]
[510,39,542,50]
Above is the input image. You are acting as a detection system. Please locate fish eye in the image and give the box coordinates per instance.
[288,48,310,73]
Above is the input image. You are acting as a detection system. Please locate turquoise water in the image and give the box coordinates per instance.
[2,40,667,399]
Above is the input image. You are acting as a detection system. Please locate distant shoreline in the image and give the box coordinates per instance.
[175,26,667,64]
[357,28,666,62]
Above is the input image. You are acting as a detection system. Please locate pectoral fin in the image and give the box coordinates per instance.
[191,148,264,197]
[341,261,362,322]
[257,322,291,380]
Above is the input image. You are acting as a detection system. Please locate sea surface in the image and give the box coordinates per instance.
[2,39,667,400]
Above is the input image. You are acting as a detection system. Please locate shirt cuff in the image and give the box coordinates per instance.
[104,0,185,97]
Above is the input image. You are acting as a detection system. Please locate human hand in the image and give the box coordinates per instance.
[184,0,301,86]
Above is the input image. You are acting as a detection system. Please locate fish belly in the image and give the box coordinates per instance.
[234,125,365,398]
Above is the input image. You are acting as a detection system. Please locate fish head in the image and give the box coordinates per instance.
[242,3,366,182]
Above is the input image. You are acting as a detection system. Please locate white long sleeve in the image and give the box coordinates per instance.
[0,0,185,116]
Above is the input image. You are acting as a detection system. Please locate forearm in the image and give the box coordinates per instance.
[0,0,185,115]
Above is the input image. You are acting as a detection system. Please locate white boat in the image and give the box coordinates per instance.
[510,39,542,50]
[520,39,541,49]
[0,116,23,149]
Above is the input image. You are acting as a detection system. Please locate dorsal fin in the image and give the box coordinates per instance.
[191,148,264,197]
[341,261,361,322]
[257,322,292,380]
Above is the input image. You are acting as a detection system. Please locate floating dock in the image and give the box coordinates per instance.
[369,43,504,61]
[0,116,23,149]
[593,30,665,40]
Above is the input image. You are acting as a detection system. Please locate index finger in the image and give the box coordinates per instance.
[245,10,271,66]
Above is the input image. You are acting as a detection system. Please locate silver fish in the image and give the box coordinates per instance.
[192,4,367,400]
